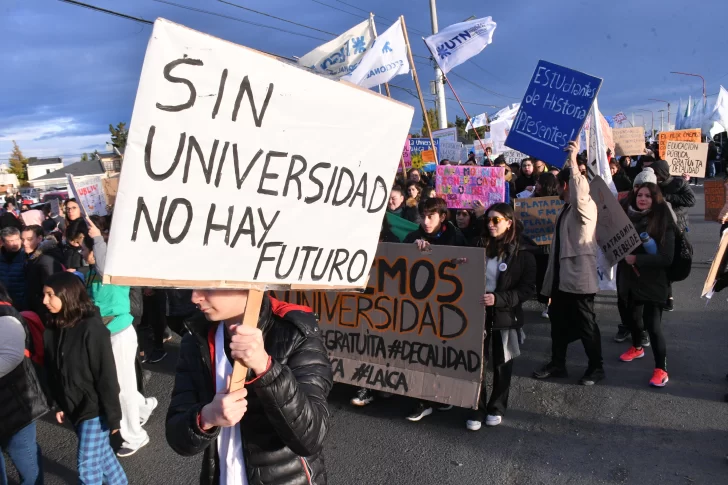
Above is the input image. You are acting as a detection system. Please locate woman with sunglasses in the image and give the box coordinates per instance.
[466,203,536,430]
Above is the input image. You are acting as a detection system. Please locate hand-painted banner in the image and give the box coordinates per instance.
[439,141,463,163]
[590,176,640,267]
[502,150,528,165]
[67,175,107,217]
[613,127,645,156]
[514,196,565,245]
[409,138,439,172]
[270,242,486,409]
[505,60,602,168]
[435,165,505,209]
[666,141,708,178]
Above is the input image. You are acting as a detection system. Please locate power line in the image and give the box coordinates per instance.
[152,0,329,42]
[388,84,501,109]
[217,0,336,36]
[309,0,362,20]
[328,0,430,37]
[58,0,153,24]
[448,71,519,100]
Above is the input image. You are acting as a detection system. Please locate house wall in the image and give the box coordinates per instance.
[28,163,63,181]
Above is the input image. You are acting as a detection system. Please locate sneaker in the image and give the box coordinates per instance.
[466,420,482,431]
[614,327,630,343]
[540,310,549,319]
[664,298,674,312]
[116,435,149,458]
[147,349,167,364]
[485,415,502,427]
[532,362,568,379]
[139,352,148,364]
[641,333,651,348]
[579,368,605,386]
[140,397,158,426]
[649,368,669,387]
[619,346,645,362]
[350,388,374,407]
[406,403,433,422]
[436,404,453,411]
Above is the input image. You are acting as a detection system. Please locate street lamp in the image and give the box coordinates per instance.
[657,110,666,132]
[637,109,654,136]
[648,98,671,124]
[670,71,706,101]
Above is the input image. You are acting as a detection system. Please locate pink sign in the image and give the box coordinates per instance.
[435,166,506,210]
[400,139,412,171]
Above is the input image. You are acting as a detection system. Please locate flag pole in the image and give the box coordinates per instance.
[401,15,439,165]
[422,41,488,154]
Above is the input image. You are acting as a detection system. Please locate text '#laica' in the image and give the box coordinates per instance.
[131,58,391,285]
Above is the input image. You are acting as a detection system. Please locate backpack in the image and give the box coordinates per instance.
[666,228,693,282]
[19,311,45,366]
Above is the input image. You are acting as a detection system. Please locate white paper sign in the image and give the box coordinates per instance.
[439,141,463,162]
[105,19,414,289]
[431,127,458,142]
[67,175,107,217]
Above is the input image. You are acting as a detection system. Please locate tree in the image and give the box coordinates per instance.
[7,140,28,183]
[454,115,487,141]
[109,122,128,151]
[80,153,90,162]
[420,108,440,138]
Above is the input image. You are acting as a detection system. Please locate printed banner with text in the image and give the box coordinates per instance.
[505,60,602,168]
[270,243,486,408]
[104,19,414,289]
[435,165,506,209]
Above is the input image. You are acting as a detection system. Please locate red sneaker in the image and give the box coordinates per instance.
[649,369,669,387]
[619,346,645,362]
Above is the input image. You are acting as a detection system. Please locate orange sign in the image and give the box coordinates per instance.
[421,149,436,163]
[658,129,701,159]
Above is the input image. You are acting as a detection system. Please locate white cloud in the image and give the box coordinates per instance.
[0,118,108,163]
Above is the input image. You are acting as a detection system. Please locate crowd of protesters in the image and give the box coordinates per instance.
[1,133,723,485]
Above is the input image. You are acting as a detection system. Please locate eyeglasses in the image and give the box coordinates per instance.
[486,216,509,225]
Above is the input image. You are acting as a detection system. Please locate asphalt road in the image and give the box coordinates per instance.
[7,185,728,485]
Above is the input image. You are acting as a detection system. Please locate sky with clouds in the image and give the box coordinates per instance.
[2,0,727,163]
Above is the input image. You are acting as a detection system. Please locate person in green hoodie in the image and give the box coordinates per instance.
[82,219,158,458]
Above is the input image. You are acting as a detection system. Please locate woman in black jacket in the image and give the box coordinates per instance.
[616,183,675,388]
[42,272,126,484]
[166,292,332,485]
[467,203,536,430]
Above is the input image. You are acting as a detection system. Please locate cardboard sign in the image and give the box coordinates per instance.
[409,138,440,172]
[703,231,728,297]
[421,149,436,163]
[666,141,709,178]
[435,165,506,209]
[514,196,565,245]
[502,150,528,165]
[102,177,119,206]
[104,19,414,289]
[590,176,640,267]
[20,209,44,227]
[431,127,457,142]
[658,129,701,159]
[505,60,602,168]
[67,175,107,217]
[269,243,486,408]
[613,127,645,156]
[704,180,727,222]
[401,139,412,171]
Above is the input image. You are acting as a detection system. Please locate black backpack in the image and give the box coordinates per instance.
[667,228,693,282]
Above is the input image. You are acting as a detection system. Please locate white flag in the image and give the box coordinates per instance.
[466,112,488,131]
[675,99,683,130]
[298,19,375,78]
[423,17,497,74]
[709,86,728,133]
[341,20,409,89]
[588,98,616,193]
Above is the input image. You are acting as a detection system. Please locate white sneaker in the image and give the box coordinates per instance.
[466,420,482,431]
[541,310,549,319]
[350,388,374,407]
[140,397,158,426]
[486,415,502,427]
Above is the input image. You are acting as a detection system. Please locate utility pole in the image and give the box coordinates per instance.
[429,0,448,130]
[658,110,665,132]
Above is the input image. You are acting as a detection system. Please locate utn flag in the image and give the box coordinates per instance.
[298,19,375,78]
[466,112,488,131]
[342,20,410,89]
[424,17,497,74]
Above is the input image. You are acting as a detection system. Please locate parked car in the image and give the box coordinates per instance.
[41,191,69,203]
[19,188,40,204]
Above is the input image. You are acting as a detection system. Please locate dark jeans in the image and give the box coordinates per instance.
[549,290,603,370]
[0,422,43,485]
[623,301,667,370]
[535,253,550,305]
[476,330,514,417]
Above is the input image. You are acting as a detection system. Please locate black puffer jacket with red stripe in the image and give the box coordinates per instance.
[166,294,333,485]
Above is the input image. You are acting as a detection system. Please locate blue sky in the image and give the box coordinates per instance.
[2,0,726,163]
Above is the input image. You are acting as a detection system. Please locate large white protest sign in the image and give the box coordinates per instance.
[104,19,414,289]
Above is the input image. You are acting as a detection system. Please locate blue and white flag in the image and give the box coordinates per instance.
[466,112,488,131]
[298,19,375,78]
[342,20,410,89]
[423,17,497,74]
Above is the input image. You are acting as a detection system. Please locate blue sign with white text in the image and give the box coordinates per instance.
[409,138,440,172]
[505,60,602,168]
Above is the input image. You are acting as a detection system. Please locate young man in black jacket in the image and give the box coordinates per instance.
[403,197,466,248]
[166,291,332,485]
[22,225,62,317]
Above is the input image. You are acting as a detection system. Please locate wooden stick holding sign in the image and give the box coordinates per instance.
[228,289,265,393]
